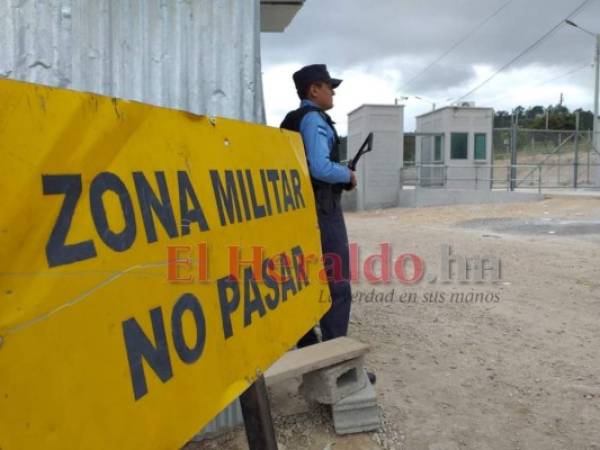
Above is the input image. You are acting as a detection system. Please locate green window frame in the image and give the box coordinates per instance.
[434,135,443,162]
[474,133,486,160]
[450,133,468,159]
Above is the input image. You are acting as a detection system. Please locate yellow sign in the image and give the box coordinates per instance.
[0,78,328,449]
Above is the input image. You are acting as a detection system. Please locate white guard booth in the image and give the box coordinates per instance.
[415,104,494,190]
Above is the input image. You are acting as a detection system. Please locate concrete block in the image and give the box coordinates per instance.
[332,378,380,434]
[332,405,380,435]
[300,356,367,404]
[332,373,377,412]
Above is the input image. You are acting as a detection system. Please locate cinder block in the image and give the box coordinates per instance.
[332,373,377,411]
[332,405,380,434]
[332,379,380,434]
[300,356,367,404]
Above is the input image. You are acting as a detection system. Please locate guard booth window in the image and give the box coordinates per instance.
[450,133,468,159]
[434,135,443,162]
[474,133,486,160]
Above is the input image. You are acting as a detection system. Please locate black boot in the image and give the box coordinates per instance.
[367,371,377,385]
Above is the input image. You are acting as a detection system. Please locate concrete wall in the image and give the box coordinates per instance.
[398,188,543,208]
[416,106,494,190]
[341,187,358,212]
[347,104,404,210]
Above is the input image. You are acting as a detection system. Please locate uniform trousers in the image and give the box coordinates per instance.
[297,190,352,348]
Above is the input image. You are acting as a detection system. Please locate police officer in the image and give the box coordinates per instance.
[280,64,356,348]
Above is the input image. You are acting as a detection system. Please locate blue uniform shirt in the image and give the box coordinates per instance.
[298,100,351,184]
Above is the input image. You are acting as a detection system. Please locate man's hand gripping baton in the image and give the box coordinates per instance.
[344,132,373,190]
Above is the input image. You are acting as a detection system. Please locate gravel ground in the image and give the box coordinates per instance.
[189,195,600,450]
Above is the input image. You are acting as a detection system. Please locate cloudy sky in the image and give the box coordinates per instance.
[261,0,600,134]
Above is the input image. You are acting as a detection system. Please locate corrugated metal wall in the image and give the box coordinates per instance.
[192,398,244,441]
[0,0,264,123]
[0,0,263,440]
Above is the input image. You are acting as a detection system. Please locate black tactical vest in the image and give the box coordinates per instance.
[280,105,343,194]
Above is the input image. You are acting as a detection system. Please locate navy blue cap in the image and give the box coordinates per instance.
[293,64,342,94]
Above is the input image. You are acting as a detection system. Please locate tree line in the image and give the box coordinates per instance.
[494,104,594,130]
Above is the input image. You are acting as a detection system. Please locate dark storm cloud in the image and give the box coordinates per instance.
[261,0,600,96]
[405,63,477,92]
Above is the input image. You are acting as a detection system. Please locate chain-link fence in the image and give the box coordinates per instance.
[493,127,600,189]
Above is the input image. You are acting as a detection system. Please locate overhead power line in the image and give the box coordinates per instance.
[477,59,592,105]
[538,61,592,87]
[399,0,514,91]
[452,0,594,102]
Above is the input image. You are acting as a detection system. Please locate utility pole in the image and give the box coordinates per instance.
[510,112,518,191]
[574,111,580,188]
[594,34,599,153]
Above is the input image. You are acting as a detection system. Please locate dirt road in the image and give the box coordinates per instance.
[191,196,600,450]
